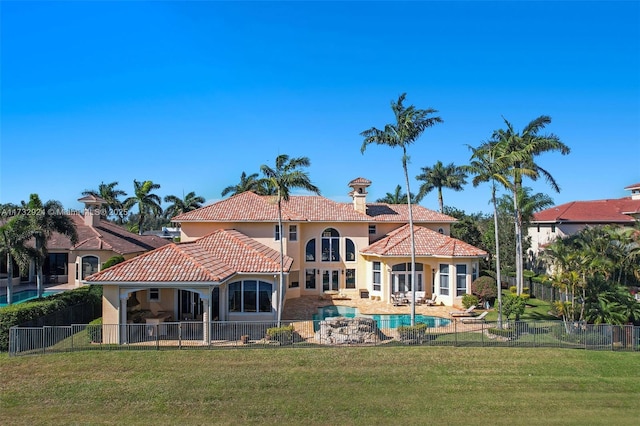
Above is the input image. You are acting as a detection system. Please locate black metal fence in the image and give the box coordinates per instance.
[9,318,640,356]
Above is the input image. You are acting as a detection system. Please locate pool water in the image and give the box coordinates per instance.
[0,290,59,306]
[312,305,451,329]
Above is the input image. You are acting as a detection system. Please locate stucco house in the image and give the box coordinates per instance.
[528,182,640,261]
[0,195,170,288]
[85,178,487,338]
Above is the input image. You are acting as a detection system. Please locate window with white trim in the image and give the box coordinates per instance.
[305,269,316,289]
[368,224,376,235]
[149,288,160,302]
[372,262,381,291]
[439,264,449,296]
[289,225,297,241]
[456,264,467,296]
[345,268,356,289]
[321,228,340,262]
[228,280,273,313]
[274,225,281,241]
[345,238,356,262]
[306,239,316,261]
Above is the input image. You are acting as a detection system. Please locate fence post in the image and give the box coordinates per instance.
[454,319,458,347]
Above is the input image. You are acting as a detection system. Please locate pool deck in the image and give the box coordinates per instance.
[282,295,456,321]
[0,281,76,297]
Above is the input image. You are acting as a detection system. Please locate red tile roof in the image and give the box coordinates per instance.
[532,198,640,223]
[361,224,487,258]
[624,183,640,190]
[172,192,456,224]
[348,177,372,186]
[47,214,170,254]
[85,229,293,283]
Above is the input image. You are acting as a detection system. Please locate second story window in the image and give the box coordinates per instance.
[275,225,280,241]
[369,224,376,235]
[289,225,297,241]
[306,239,316,261]
[345,238,356,262]
[321,228,340,262]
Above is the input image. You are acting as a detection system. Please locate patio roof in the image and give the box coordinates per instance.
[85,229,294,284]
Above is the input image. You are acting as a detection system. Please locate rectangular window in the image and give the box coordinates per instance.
[472,263,478,282]
[439,264,449,296]
[46,253,68,275]
[149,288,160,302]
[243,280,257,312]
[289,225,297,241]
[368,224,376,235]
[229,282,241,312]
[373,262,381,291]
[289,281,299,288]
[345,268,356,289]
[456,264,467,296]
[305,269,316,289]
[551,224,556,232]
[275,225,280,241]
[258,282,272,313]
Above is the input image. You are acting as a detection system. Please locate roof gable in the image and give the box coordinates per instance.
[532,198,640,223]
[362,224,487,258]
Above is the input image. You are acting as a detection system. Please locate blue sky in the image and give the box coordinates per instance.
[1,1,639,216]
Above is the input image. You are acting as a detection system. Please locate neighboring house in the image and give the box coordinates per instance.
[527,182,640,267]
[85,178,487,341]
[0,195,170,288]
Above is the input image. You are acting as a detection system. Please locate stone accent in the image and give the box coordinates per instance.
[314,316,382,345]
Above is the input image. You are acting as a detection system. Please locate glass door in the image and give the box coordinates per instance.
[322,270,339,291]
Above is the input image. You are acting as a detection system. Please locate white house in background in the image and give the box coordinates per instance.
[528,182,640,262]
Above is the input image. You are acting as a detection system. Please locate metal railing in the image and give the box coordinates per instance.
[8,319,640,356]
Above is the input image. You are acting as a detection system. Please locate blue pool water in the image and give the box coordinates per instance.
[0,290,59,306]
[312,306,451,329]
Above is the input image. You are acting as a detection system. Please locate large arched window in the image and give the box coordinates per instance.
[345,238,356,262]
[306,239,316,261]
[82,256,99,279]
[321,228,340,262]
[228,280,273,313]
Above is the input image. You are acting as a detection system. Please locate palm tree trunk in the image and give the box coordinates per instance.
[276,195,285,327]
[492,183,503,328]
[402,148,416,326]
[438,188,444,213]
[6,253,14,305]
[512,185,523,295]
[35,237,44,298]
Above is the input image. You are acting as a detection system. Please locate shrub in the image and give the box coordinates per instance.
[266,325,295,345]
[503,294,526,321]
[471,276,497,304]
[397,323,428,343]
[102,255,125,270]
[87,318,103,343]
[0,285,103,352]
[509,286,517,294]
[462,294,479,309]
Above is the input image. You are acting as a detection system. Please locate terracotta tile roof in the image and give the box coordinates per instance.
[77,194,108,204]
[173,192,454,224]
[532,198,640,223]
[85,229,293,283]
[624,183,640,190]
[46,214,170,254]
[348,177,372,186]
[361,224,487,258]
[366,203,457,223]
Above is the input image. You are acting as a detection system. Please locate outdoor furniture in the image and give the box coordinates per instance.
[390,294,404,306]
[461,311,488,323]
[419,293,437,306]
[449,305,477,317]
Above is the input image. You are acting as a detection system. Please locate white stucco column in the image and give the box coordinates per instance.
[119,294,128,344]
[201,297,210,345]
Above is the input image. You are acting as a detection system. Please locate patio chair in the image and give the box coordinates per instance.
[461,311,488,323]
[390,294,404,306]
[449,305,477,317]
[419,293,437,306]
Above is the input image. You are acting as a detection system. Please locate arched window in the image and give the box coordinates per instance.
[306,239,316,261]
[82,256,99,279]
[321,228,340,262]
[345,238,356,262]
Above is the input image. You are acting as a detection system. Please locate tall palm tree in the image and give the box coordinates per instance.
[462,141,513,326]
[260,155,320,325]
[124,180,163,235]
[416,161,467,213]
[24,194,78,298]
[376,185,420,204]
[492,115,570,295]
[82,181,127,223]
[164,191,206,220]
[0,215,35,305]
[221,171,272,197]
[361,93,443,325]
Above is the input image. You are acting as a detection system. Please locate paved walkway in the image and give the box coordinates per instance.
[282,295,454,320]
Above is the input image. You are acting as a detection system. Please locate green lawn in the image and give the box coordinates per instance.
[1,347,638,425]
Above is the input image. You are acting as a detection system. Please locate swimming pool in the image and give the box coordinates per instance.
[312,305,451,329]
[0,290,59,306]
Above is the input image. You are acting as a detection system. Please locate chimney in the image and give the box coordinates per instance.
[78,195,107,227]
[348,177,371,215]
[625,183,640,200]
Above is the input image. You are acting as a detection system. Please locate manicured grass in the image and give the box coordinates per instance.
[1,347,639,425]
[483,295,557,322]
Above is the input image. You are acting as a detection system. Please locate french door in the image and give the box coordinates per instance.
[322,270,340,292]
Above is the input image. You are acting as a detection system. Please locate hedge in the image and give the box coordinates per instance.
[0,285,102,351]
